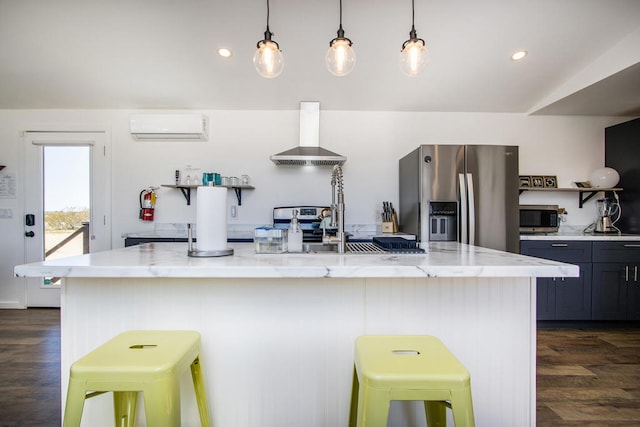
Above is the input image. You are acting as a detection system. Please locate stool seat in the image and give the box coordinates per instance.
[349,335,475,427]
[63,330,211,427]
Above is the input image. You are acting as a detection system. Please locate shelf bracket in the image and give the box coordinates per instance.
[579,190,599,208]
[179,187,192,205]
[162,184,253,206]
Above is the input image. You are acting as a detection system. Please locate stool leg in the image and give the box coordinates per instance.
[348,367,359,427]
[63,377,86,427]
[424,401,447,427]
[113,391,138,427]
[190,357,212,427]
[358,386,391,427]
[450,387,475,427]
[143,378,181,427]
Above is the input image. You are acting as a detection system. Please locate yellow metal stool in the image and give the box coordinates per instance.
[349,335,475,427]
[63,330,212,427]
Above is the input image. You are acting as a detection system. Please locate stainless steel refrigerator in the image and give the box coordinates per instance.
[399,145,520,253]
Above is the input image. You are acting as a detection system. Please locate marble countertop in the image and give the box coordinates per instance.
[14,242,578,279]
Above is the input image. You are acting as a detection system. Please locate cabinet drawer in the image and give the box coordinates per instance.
[520,241,592,263]
[593,241,640,263]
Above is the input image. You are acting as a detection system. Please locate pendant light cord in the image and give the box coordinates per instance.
[263,0,273,41]
[336,0,345,38]
[412,0,415,28]
[266,0,271,30]
[409,0,417,39]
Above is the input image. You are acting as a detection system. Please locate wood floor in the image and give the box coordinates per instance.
[0,308,60,426]
[537,326,640,426]
[0,309,639,426]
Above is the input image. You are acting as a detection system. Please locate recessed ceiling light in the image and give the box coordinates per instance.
[511,50,527,61]
[217,48,232,58]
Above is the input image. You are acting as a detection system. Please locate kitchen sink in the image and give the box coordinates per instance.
[302,242,387,254]
[302,243,338,253]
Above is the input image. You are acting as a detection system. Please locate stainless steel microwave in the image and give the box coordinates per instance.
[519,205,559,233]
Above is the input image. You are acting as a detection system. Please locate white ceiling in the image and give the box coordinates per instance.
[1,0,639,115]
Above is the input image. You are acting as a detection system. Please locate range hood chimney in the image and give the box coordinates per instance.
[270,102,346,166]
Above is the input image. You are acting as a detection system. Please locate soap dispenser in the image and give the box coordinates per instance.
[288,209,303,252]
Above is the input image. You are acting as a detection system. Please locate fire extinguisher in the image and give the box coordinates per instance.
[139,187,158,221]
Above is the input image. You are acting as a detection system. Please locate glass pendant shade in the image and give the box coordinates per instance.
[326,38,356,76]
[400,38,428,77]
[253,39,284,78]
[590,167,620,188]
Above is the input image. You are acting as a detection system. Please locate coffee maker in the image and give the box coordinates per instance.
[594,196,621,233]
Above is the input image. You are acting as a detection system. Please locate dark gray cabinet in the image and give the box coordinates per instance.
[521,241,592,320]
[124,237,178,247]
[605,118,640,234]
[522,239,640,322]
[592,241,640,320]
[124,237,252,247]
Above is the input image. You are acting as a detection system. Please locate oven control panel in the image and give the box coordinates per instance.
[273,206,329,221]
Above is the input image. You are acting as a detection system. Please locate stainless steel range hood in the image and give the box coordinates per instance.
[270,102,346,166]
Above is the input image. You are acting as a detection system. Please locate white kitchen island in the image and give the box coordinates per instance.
[15,242,578,427]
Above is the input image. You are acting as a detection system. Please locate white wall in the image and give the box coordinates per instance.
[0,109,629,307]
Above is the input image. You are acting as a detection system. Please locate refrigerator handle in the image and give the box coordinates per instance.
[467,173,476,246]
[458,173,468,244]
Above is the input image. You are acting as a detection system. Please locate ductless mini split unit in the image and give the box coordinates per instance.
[130,114,209,141]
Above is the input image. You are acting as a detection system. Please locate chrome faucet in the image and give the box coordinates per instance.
[323,165,346,253]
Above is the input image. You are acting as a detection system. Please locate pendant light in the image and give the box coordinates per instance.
[400,0,428,77]
[253,0,284,78]
[326,0,355,76]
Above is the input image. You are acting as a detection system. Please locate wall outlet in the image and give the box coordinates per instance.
[230,205,237,218]
[0,208,13,218]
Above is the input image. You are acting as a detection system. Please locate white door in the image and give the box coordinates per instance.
[24,131,111,307]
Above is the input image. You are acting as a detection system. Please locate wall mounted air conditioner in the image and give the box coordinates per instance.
[130,114,209,141]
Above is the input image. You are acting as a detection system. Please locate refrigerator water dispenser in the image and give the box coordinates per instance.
[429,201,457,241]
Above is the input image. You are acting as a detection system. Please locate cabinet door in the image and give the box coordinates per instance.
[592,263,627,320]
[554,262,592,320]
[521,241,591,320]
[628,264,640,320]
[592,242,640,320]
[536,277,555,320]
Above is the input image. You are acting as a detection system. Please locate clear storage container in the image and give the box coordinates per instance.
[254,227,288,253]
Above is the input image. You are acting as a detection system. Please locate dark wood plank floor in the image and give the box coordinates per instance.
[1,309,639,426]
[537,327,640,426]
[0,308,60,426]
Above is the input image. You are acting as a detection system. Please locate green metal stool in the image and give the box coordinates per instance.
[63,330,212,427]
[349,335,475,427]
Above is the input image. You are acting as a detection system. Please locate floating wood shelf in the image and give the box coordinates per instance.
[519,187,623,208]
[161,184,255,206]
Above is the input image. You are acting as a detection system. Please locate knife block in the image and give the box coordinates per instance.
[382,213,399,233]
[382,222,396,233]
